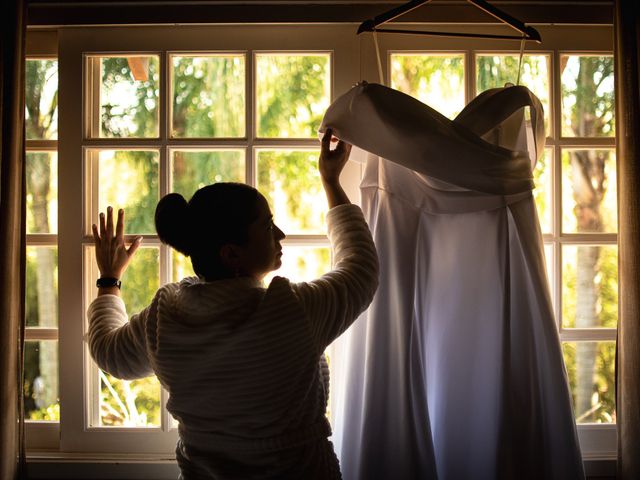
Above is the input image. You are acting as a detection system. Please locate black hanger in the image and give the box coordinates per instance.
[357,0,542,43]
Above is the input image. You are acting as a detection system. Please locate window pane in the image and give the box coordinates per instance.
[86,246,161,427]
[25,59,58,140]
[26,246,58,327]
[256,149,325,235]
[100,371,161,427]
[562,245,618,328]
[391,54,465,119]
[476,54,550,131]
[172,250,196,283]
[96,149,159,234]
[561,55,614,137]
[265,246,331,284]
[562,341,615,423]
[26,151,57,234]
[171,55,245,138]
[534,149,552,234]
[561,149,617,234]
[122,247,160,314]
[98,56,160,138]
[24,340,59,421]
[171,150,245,199]
[256,54,330,138]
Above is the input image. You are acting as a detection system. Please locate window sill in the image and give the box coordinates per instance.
[27,453,616,480]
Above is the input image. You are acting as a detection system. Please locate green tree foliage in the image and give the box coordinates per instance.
[257,150,324,234]
[172,56,245,138]
[391,55,464,119]
[256,55,330,137]
[101,56,159,138]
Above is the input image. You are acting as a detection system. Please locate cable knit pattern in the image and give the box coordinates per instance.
[87,204,378,479]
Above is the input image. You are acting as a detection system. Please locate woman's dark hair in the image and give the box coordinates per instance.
[155,183,260,281]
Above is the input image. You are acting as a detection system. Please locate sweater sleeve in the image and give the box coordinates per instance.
[87,294,156,380]
[291,204,379,350]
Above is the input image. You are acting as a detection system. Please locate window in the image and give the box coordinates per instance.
[24,55,60,450]
[26,24,616,464]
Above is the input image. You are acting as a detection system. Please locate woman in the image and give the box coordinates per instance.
[87,129,379,479]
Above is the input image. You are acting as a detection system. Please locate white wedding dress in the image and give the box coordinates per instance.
[321,83,585,480]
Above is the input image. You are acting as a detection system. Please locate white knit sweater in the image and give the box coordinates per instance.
[87,204,378,464]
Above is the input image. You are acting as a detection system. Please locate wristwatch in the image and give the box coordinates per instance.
[96,277,122,289]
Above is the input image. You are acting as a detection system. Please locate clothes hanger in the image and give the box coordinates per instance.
[357,0,542,44]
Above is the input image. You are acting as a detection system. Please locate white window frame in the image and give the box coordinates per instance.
[26,23,616,467]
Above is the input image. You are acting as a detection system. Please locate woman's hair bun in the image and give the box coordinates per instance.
[155,193,193,256]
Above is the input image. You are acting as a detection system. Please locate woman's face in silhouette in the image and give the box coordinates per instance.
[222,193,285,280]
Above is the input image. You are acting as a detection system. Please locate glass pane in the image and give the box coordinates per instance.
[171,55,245,138]
[562,245,618,328]
[100,371,161,427]
[172,250,196,283]
[265,246,331,284]
[562,341,615,423]
[561,55,614,137]
[25,59,58,140]
[533,148,552,234]
[171,150,245,200]
[98,56,160,138]
[256,54,330,138]
[391,54,465,119]
[86,246,161,427]
[123,247,160,314]
[562,149,617,234]
[24,340,59,421]
[26,247,58,327]
[476,54,550,131]
[257,150,325,235]
[96,149,159,234]
[26,152,58,234]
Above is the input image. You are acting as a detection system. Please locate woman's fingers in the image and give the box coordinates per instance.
[127,237,143,257]
[92,224,100,245]
[106,206,114,238]
[99,212,106,238]
[116,208,125,239]
[321,128,332,151]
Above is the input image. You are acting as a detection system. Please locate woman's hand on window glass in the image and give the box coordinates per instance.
[92,207,142,280]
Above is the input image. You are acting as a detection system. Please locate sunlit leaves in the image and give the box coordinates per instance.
[172,55,245,138]
[24,341,60,421]
[391,54,465,119]
[256,54,330,138]
[96,149,159,234]
[562,342,615,423]
[171,150,245,200]
[257,150,325,234]
[99,56,160,138]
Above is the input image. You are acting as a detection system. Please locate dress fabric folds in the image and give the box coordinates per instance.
[321,83,585,480]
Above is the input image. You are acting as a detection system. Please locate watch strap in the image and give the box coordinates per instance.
[96,277,121,289]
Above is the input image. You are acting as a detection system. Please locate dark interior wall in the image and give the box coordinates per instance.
[27,0,613,26]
